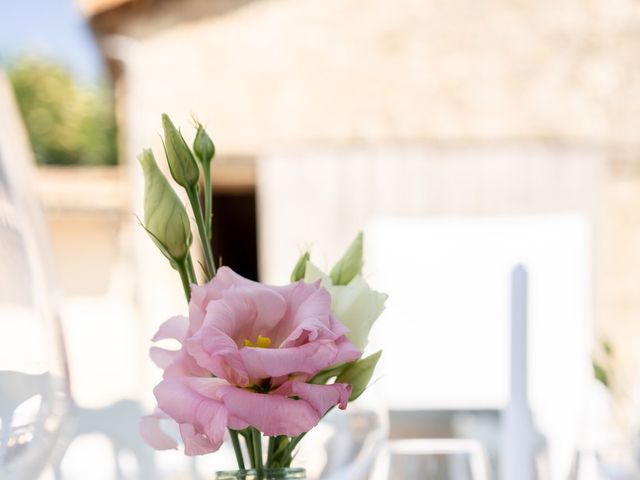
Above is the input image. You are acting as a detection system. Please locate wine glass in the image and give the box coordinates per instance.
[381,438,491,480]
[571,442,640,479]
[0,135,72,477]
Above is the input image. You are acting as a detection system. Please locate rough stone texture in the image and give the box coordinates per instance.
[601,168,640,401]
[92,0,640,153]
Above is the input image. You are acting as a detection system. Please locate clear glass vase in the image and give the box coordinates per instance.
[216,468,306,479]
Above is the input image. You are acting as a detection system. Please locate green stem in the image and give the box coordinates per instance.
[266,436,276,468]
[245,429,255,468]
[186,186,217,279]
[176,258,192,301]
[288,432,305,455]
[252,428,263,473]
[203,162,213,240]
[186,254,197,284]
[229,430,245,470]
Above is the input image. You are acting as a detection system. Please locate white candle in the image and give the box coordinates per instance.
[511,265,528,404]
[500,265,537,480]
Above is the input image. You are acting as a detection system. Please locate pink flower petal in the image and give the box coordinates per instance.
[139,411,178,450]
[218,385,319,437]
[185,325,250,386]
[151,347,210,378]
[154,377,225,425]
[274,283,336,346]
[179,424,217,456]
[163,348,211,378]
[333,336,362,366]
[188,267,253,335]
[273,381,352,414]
[149,347,177,369]
[152,315,189,343]
[239,341,339,378]
[154,377,229,452]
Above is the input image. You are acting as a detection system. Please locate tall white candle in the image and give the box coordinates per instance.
[511,265,528,404]
[500,265,537,480]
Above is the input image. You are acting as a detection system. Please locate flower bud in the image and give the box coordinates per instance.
[161,113,200,189]
[336,350,382,401]
[138,149,192,263]
[290,251,310,282]
[330,232,363,285]
[193,123,215,166]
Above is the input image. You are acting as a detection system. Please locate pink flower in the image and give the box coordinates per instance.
[140,267,360,455]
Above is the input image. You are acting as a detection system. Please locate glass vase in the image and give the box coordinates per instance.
[216,468,306,479]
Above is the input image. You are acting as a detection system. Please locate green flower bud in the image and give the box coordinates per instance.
[138,149,192,264]
[336,350,382,401]
[193,123,215,166]
[161,113,200,189]
[330,232,363,285]
[290,251,310,282]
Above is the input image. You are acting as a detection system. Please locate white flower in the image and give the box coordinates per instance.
[304,262,387,352]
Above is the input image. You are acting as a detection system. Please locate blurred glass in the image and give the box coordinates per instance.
[294,387,388,480]
[0,150,72,478]
[571,442,640,480]
[380,438,491,480]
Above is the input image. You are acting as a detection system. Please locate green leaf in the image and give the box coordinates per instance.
[139,222,179,270]
[602,338,613,356]
[309,363,349,385]
[336,350,382,401]
[330,232,363,285]
[592,360,609,388]
[290,252,310,282]
[161,113,200,189]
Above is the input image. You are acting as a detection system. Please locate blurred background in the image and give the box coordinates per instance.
[1,0,640,478]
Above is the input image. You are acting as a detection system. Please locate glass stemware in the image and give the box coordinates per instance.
[0,144,72,477]
[571,441,640,479]
[382,438,491,480]
[293,386,388,480]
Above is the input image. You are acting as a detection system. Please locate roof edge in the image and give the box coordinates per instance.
[75,0,134,18]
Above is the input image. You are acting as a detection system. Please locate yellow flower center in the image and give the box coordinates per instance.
[244,335,272,348]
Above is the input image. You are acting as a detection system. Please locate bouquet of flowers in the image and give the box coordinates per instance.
[137,114,387,479]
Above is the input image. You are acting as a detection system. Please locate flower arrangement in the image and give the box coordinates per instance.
[137,114,387,478]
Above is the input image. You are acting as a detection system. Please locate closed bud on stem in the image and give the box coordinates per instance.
[336,350,382,401]
[290,251,310,282]
[193,123,215,166]
[161,113,200,189]
[330,232,363,285]
[138,149,192,264]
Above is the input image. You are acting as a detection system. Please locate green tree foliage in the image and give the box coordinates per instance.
[7,57,117,166]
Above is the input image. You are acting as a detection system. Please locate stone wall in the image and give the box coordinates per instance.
[92,0,640,153]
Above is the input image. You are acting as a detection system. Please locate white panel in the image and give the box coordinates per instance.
[367,214,592,409]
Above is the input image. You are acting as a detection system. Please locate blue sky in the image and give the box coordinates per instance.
[0,0,104,81]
